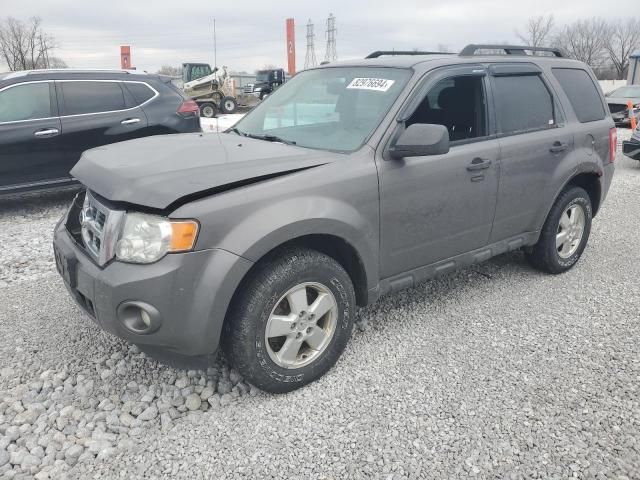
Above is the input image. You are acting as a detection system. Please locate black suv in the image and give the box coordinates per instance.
[0,69,201,195]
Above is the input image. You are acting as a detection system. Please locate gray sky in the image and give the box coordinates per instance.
[3,0,636,73]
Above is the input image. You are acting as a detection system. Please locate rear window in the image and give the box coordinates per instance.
[493,75,555,135]
[552,68,605,123]
[61,81,126,115]
[124,82,156,105]
[0,82,52,123]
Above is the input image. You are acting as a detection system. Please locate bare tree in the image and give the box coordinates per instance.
[603,18,640,79]
[554,18,608,68]
[516,15,555,47]
[0,16,60,71]
[157,65,181,77]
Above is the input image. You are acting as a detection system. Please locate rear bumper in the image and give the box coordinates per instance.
[623,138,640,160]
[53,216,253,356]
[600,162,615,207]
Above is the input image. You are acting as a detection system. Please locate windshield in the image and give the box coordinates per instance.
[256,71,270,83]
[610,86,640,98]
[234,67,411,152]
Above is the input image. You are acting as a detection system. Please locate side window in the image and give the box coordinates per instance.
[493,75,554,135]
[0,83,52,123]
[552,68,606,123]
[124,82,156,105]
[61,82,126,115]
[406,75,487,142]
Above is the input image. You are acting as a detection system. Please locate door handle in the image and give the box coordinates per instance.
[466,158,492,171]
[34,128,59,137]
[121,118,141,125]
[550,141,568,153]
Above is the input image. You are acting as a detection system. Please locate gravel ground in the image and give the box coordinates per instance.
[0,137,639,479]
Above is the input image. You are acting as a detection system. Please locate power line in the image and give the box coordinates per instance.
[304,19,317,69]
[324,13,337,63]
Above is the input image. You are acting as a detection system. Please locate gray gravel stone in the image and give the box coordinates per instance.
[184,394,201,411]
[136,406,158,422]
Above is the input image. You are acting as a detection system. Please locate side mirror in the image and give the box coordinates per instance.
[389,124,450,159]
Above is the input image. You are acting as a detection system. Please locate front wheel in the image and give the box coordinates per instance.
[223,247,356,393]
[527,186,592,274]
[220,96,237,114]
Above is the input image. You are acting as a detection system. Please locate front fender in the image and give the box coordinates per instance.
[218,196,378,292]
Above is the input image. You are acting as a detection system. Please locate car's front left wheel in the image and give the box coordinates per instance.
[224,247,356,393]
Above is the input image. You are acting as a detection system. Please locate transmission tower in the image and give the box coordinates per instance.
[304,19,318,69]
[324,13,337,63]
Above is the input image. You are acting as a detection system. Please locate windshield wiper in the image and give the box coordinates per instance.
[244,133,297,146]
[227,127,246,136]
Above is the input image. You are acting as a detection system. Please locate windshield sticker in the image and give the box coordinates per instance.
[347,78,395,92]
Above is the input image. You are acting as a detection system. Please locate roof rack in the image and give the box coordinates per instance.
[3,68,147,80]
[366,50,452,59]
[459,44,565,58]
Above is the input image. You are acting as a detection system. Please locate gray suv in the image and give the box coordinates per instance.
[53,44,616,393]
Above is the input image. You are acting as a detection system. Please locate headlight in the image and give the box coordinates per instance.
[115,213,199,264]
[254,87,263,92]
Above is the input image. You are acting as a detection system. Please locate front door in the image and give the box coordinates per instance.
[377,66,500,278]
[0,81,64,190]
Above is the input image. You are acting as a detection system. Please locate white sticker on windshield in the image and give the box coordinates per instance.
[347,78,395,92]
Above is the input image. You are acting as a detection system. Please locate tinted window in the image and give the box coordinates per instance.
[493,75,554,134]
[552,68,605,123]
[61,82,126,115]
[0,83,51,122]
[125,82,155,105]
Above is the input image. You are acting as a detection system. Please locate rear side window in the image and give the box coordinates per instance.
[61,81,126,115]
[493,75,554,134]
[124,82,156,105]
[0,83,51,122]
[552,68,605,123]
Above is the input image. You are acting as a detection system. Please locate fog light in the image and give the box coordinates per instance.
[117,301,162,335]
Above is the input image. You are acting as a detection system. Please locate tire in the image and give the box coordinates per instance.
[199,102,217,118]
[527,186,592,274]
[223,247,356,393]
[220,96,237,114]
[259,91,269,100]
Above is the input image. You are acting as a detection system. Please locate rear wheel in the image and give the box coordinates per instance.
[224,247,356,393]
[527,186,592,274]
[199,102,217,118]
[221,96,237,114]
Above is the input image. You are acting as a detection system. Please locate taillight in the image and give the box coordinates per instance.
[609,127,617,163]
[177,99,199,117]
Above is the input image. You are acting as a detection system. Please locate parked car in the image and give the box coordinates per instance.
[53,44,615,393]
[605,84,640,127]
[0,69,201,195]
[622,123,640,160]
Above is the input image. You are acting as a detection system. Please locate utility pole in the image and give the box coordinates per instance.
[304,19,317,69]
[213,18,217,69]
[324,13,337,63]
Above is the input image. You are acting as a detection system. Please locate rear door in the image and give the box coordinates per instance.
[0,81,65,190]
[56,80,149,175]
[488,64,576,242]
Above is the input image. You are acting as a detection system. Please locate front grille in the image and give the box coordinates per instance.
[243,84,255,94]
[78,191,125,266]
[609,104,628,115]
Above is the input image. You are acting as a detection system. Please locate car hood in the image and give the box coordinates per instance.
[71,132,334,210]
[607,96,640,105]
